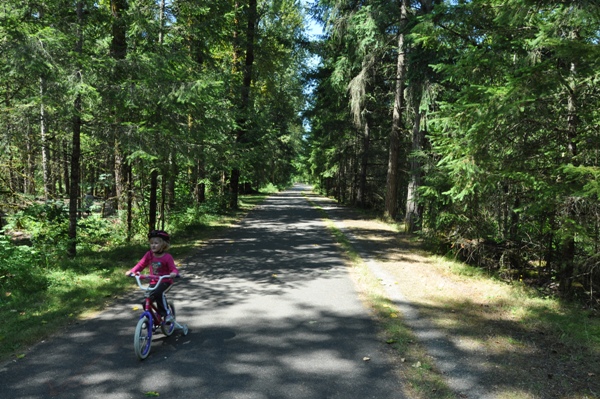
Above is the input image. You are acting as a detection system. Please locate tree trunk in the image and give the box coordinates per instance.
[146,0,163,231]
[168,150,176,209]
[161,172,166,230]
[384,0,408,220]
[230,0,257,210]
[68,94,82,258]
[405,110,423,232]
[559,54,579,296]
[358,119,370,207]
[114,142,125,209]
[39,30,50,199]
[126,163,133,241]
[26,121,35,195]
[195,158,206,204]
[110,0,128,60]
[6,88,15,194]
[149,169,158,232]
[62,139,69,196]
[229,168,241,208]
[158,0,166,44]
[67,1,84,258]
[111,0,128,211]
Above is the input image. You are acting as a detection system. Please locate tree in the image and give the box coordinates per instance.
[0,0,315,259]
[307,0,600,300]
[384,0,409,221]
[229,0,257,209]
[417,0,600,296]
[67,1,86,257]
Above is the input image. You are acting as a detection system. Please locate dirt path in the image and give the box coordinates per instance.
[308,190,599,399]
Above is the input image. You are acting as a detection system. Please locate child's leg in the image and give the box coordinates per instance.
[151,282,171,317]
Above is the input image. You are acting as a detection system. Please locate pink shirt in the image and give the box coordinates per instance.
[130,251,179,284]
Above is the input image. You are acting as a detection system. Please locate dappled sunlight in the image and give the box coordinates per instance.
[453,336,486,353]
[82,304,404,399]
[0,186,406,398]
[482,334,537,356]
[378,294,598,398]
[281,349,358,374]
[5,186,596,399]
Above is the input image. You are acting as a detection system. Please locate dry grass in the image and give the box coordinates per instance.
[331,213,600,399]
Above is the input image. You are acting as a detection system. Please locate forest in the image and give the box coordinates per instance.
[1,0,599,308]
[306,0,600,307]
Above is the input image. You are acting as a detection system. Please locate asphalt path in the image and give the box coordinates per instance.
[1,184,406,399]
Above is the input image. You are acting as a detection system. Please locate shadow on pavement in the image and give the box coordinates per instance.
[1,185,406,399]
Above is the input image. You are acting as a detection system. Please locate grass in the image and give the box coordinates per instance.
[414,256,600,398]
[349,264,458,399]
[305,193,600,399]
[0,193,266,362]
[429,255,600,350]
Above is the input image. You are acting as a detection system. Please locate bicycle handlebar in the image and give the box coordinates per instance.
[129,274,179,291]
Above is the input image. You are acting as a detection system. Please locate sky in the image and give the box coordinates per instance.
[303,0,324,40]
[306,17,324,40]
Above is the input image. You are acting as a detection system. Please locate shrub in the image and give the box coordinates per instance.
[0,234,48,300]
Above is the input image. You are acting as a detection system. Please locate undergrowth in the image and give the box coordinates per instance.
[305,192,599,399]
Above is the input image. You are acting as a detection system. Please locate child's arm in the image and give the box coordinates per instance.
[126,251,151,275]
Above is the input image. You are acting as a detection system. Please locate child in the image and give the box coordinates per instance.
[126,230,179,321]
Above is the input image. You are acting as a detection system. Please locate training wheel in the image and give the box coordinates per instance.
[182,325,189,336]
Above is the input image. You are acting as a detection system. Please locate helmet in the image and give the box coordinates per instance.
[148,230,170,242]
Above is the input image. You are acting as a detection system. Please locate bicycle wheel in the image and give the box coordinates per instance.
[161,303,176,336]
[134,315,152,360]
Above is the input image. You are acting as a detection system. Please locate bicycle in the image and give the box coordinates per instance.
[129,274,189,360]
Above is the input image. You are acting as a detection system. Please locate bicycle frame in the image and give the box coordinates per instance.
[137,275,173,329]
[142,298,161,330]
[130,274,188,360]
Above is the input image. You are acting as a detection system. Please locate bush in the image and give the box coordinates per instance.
[6,201,70,256]
[0,235,48,299]
[78,214,124,250]
[260,183,280,194]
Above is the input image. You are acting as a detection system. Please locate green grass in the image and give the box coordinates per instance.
[0,247,140,360]
[430,255,600,352]
[0,193,267,362]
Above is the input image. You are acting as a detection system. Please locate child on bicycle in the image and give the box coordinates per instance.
[126,230,179,322]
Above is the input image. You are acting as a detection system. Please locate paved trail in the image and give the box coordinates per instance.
[1,185,406,399]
